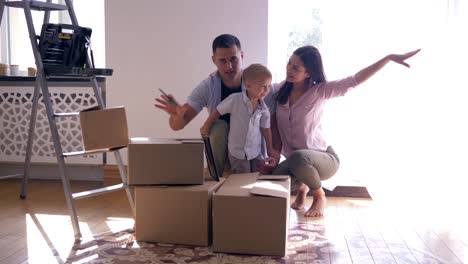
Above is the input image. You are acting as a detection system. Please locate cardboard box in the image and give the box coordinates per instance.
[128,138,205,185]
[79,106,128,152]
[135,179,225,246]
[213,173,290,256]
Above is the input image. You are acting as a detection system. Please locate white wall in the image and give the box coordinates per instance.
[105,0,268,143]
[105,0,268,164]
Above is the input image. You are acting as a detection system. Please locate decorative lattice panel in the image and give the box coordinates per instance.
[0,86,103,164]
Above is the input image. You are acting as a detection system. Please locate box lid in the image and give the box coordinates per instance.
[258,175,290,181]
[250,180,290,199]
[216,173,290,199]
[80,105,101,112]
[129,137,203,145]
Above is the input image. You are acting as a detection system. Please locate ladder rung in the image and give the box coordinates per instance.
[72,183,127,200]
[46,76,97,81]
[62,147,125,157]
[54,112,80,118]
[62,149,108,157]
[0,174,23,180]
[44,65,113,77]
[5,1,69,11]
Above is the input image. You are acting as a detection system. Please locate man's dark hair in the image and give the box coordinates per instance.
[212,34,241,54]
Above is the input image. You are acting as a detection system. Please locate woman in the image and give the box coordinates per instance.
[258,46,420,217]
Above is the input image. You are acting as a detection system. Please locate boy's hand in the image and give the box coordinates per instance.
[258,149,280,174]
[268,149,281,160]
[258,157,278,174]
[200,124,210,137]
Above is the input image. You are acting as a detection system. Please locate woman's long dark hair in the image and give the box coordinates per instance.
[275,46,327,105]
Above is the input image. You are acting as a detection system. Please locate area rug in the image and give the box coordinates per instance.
[66,222,446,264]
[67,223,328,264]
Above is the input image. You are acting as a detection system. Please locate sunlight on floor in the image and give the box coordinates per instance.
[105,217,134,233]
[24,213,134,264]
[71,254,99,264]
[25,213,82,263]
[75,244,98,255]
[345,199,373,207]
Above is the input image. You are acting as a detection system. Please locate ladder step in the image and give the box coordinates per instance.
[5,1,69,11]
[62,147,125,157]
[62,149,108,157]
[0,173,23,180]
[45,65,113,77]
[54,112,80,118]
[72,183,127,200]
[46,76,98,81]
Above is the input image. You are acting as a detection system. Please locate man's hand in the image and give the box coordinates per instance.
[155,94,181,116]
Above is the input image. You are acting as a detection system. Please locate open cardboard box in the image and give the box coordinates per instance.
[213,172,291,256]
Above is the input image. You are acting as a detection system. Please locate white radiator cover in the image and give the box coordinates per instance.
[0,85,103,165]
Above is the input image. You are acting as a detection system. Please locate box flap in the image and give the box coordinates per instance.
[129,137,176,144]
[215,172,259,197]
[129,137,203,145]
[80,105,126,113]
[174,138,204,144]
[258,175,290,181]
[250,180,290,199]
[80,105,101,112]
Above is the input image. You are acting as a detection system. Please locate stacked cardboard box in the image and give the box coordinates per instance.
[79,109,291,256]
[135,180,224,246]
[128,138,291,256]
[128,138,205,185]
[129,137,222,246]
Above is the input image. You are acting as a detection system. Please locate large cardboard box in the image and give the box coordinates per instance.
[213,173,290,256]
[79,106,128,152]
[135,179,225,246]
[128,138,204,185]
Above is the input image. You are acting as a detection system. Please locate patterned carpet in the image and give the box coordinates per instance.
[66,223,445,264]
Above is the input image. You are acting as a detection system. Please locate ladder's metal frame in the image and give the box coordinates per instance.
[0,0,134,239]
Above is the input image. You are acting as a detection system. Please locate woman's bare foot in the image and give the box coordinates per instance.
[304,187,326,217]
[291,183,310,210]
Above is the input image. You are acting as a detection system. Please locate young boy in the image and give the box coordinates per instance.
[200,64,277,173]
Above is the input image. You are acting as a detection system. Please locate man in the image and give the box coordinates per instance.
[155,34,276,177]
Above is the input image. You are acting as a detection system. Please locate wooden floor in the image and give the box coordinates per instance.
[0,177,467,264]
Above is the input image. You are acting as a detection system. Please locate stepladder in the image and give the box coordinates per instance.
[0,0,135,239]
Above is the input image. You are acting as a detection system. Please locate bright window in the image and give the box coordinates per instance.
[269,0,468,200]
[1,0,105,73]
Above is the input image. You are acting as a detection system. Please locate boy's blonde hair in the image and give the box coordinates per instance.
[242,63,272,84]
